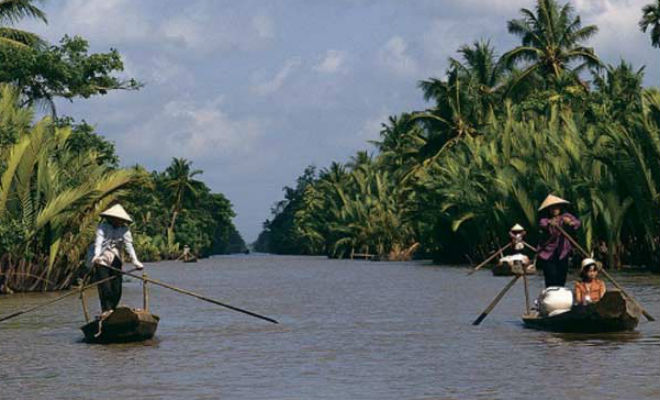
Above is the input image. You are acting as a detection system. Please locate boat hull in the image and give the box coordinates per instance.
[81,307,159,343]
[492,263,536,276]
[522,290,640,333]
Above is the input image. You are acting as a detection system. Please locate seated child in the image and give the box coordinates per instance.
[574,258,606,305]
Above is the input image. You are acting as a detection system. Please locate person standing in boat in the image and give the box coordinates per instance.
[574,258,606,305]
[509,224,527,251]
[86,204,143,315]
[537,194,581,288]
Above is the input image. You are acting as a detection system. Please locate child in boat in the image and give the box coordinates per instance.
[574,258,606,305]
[86,204,144,316]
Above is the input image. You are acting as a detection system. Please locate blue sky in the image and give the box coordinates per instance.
[19,0,658,242]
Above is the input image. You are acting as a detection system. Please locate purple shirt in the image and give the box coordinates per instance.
[538,212,581,260]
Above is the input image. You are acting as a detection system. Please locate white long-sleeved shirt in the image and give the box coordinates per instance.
[86,223,140,267]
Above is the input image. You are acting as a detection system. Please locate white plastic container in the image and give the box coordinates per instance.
[537,286,574,316]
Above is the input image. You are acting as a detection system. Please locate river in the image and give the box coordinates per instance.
[1,255,659,399]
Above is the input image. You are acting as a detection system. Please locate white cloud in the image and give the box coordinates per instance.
[56,0,152,43]
[148,57,192,86]
[378,36,419,77]
[577,0,648,49]
[575,0,656,81]
[252,15,275,39]
[358,109,391,142]
[159,17,201,48]
[121,97,262,162]
[251,57,302,95]
[314,50,347,74]
[157,9,275,54]
[452,0,529,16]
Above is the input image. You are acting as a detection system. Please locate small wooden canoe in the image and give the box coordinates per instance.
[81,307,159,343]
[492,262,536,276]
[522,290,641,333]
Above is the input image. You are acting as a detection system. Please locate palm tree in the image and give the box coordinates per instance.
[162,157,203,245]
[0,0,46,48]
[590,61,645,122]
[640,0,660,85]
[502,0,601,92]
[450,40,507,111]
[640,1,660,47]
[0,84,139,289]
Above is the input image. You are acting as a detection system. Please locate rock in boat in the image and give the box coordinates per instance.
[522,290,641,333]
[81,307,159,343]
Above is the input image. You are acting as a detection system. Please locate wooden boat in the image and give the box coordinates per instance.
[492,262,536,276]
[522,290,641,333]
[81,307,159,343]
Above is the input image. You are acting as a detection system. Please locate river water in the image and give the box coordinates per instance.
[1,255,659,399]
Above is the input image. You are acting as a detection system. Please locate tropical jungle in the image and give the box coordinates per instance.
[255,0,660,273]
[0,0,246,292]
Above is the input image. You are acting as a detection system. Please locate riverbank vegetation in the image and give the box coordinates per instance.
[0,1,245,292]
[256,0,660,272]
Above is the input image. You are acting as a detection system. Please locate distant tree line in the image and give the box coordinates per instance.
[256,0,660,272]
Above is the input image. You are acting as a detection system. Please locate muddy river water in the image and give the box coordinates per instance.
[1,255,658,399]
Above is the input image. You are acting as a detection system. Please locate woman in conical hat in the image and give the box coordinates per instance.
[537,194,580,288]
[86,204,144,315]
[509,224,527,251]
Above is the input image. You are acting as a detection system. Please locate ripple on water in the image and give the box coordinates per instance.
[1,256,658,399]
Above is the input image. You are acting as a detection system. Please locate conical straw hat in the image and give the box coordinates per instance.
[538,194,569,211]
[100,204,133,223]
[510,223,525,231]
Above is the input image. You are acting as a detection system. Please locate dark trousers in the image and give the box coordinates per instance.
[94,257,123,312]
[539,254,569,287]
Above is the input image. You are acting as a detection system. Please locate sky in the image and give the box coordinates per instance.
[18,0,658,242]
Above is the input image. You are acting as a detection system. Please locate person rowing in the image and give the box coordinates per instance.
[85,204,144,317]
[537,194,581,288]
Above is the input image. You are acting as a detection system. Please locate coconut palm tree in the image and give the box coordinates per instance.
[590,61,645,122]
[162,157,203,245]
[450,40,508,111]
[640,0,660,48]
[0,0,46,48]
[502,0,601,92]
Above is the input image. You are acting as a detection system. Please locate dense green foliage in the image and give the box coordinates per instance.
[258,0,660,271]
[0,84,246,291]
[0,35,142,114]
[0,85,140,290]
[122,159,245,262]
[1,2,141,116]
[0,2,245,292]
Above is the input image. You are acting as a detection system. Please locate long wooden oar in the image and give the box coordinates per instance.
[102,265,279,324]
[0,269,135,323]
[555,225,655,322]
[473,275,520,325]
[523,241,537,252]
[467,243,512,275]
